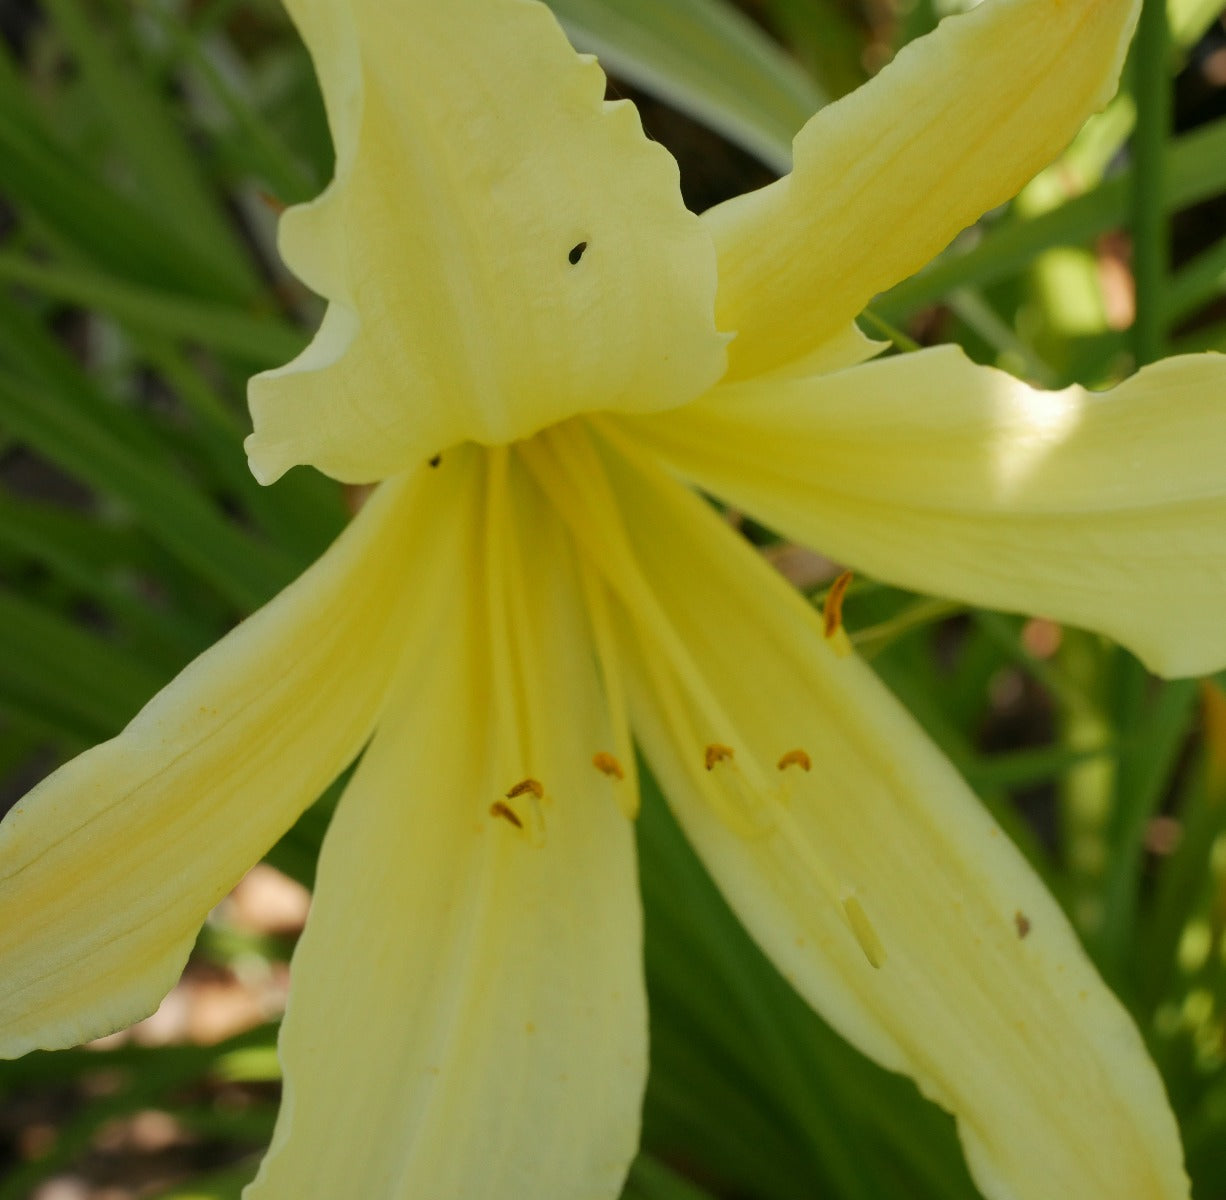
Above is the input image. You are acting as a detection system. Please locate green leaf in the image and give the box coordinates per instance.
[1168,0,1226,46]
[0,97,255,304]
[0,299,297,610]
[0,491,208,666]
[1167,233,1226,324]
[1093,676,1200,987]
[0,588,163,745]
[40,0,258,287]
[0,253,305,367]
[877,117,1226,318]
[547,0,823,171]
[622,1156,716,1200]
[755,0,866,100]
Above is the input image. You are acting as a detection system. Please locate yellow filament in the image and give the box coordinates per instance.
[775,749,811,805]
[822,570,854,659]
[520,424,881,966]
[842,894,886,969]
[708,751,888,968]
[577,555,639,819]
[703,752,777,839]
[591,750,637,819]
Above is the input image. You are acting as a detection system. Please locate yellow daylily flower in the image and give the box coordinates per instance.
[2,0,1223,1196]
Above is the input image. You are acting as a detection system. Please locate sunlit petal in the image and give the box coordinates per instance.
[629,347,1226,678]
[0,459,480,1057]
[248,448,644,1200]
[247,0,726,485]
[530,420,1187,1200]
[706,0,1139,377]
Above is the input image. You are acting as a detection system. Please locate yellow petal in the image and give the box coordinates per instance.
[629,347,1226,678]
[246,0,726,485]
[0,457,481,1057]
[706,0,1139,378]
[528,421,1188,1200]
[248,447,644,1200]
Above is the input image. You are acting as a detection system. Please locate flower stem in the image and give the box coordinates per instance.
[1131,0,1171,366]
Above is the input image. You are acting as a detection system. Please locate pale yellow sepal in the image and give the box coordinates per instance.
[705,0,1140,379]
[631,347,1226,679]
[583,427,1188,1200]
[247,0,726,485]
[248,451,644,1200]
[0,459,480,1056]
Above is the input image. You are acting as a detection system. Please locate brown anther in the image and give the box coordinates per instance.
[822,570,853,639]
[593,752,624,780]
[428,453,442,468]
[506,778,545,800]
[704,743,734,771]
[1014,911,1032,940]
[490,801,524,829]
[777,749,812,772]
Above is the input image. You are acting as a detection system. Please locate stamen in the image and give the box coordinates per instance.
[774,748,811,806]
[777,748,812,772]
[842,894,886,969]
[492,779,547,846]
[489,801,523,829]
[506,778,544,800]
[701,744,776,838]
[698,728,885,968]
[822,571,854,659]
[593,751,625,780]
[594,751,638,820]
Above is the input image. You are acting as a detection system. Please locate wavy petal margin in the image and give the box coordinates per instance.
[247,0,725,485]
[705,0,1139,378]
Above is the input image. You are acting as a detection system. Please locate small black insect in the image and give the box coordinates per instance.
[568,241,588,265]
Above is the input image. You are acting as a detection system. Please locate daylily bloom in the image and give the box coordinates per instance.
[3,0,1224,1195]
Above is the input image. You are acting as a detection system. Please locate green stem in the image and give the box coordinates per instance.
[859,307,921,353]
[1131,0,1171,366]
